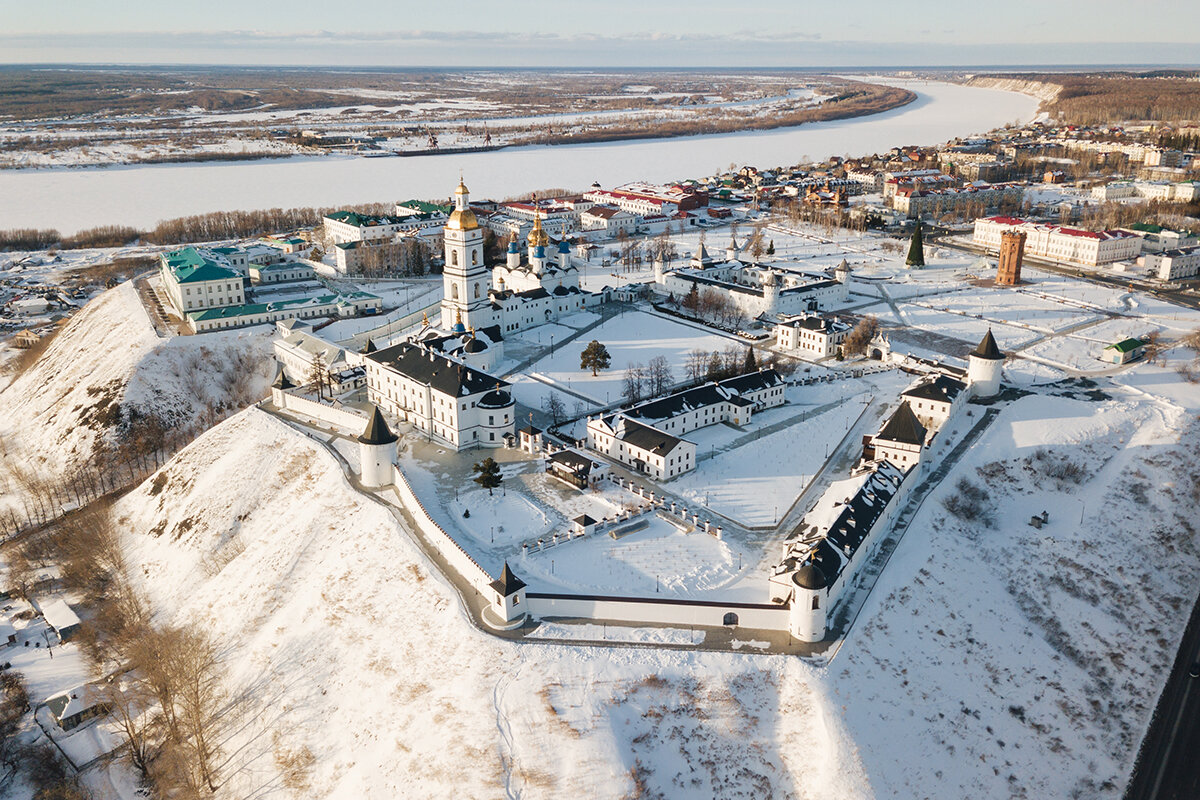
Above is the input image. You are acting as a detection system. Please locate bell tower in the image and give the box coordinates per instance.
[441,177,491,329]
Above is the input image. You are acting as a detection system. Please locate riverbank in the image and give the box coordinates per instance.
[0,79,1039,235]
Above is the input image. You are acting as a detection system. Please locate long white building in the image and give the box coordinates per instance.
[654,242,850,319]
[973,216,1142,266]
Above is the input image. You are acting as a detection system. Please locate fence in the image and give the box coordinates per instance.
[341,300,441,351]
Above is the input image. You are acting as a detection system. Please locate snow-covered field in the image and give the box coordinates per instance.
[521,309,732,405]
[671,395,869,527]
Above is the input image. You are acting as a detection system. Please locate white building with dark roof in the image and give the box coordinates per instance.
[775,313,853,359]
[769,459,908,642]
[900,373,968,431]
[586,370,784,480]
[655,241,850,318]
[973,216,1142,266]
[365,341,514,450]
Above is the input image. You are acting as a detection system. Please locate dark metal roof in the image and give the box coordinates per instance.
[368,342,508,398]
[573,513,597,526]
[876,402,927,446]
[819,460,905,583]
[617,418,685,456]
[793,562,828,590]
[902,374,967,404]
[490,562,526,596]
[971,329,1003,360]
[271,366,294,390]
[549,448,595,473]
[358,405,398,445]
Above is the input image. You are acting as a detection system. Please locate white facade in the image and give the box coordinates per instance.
[973,217,1142,266]
[365,341,514,451]
[775,314,851,359]
[439,180,605,336]
[657,254,849,319]
[159,247,246,316]
[1145,246,1200,281]
[586,370,785,480]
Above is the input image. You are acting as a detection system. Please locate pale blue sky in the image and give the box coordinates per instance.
[2,0,1197,66]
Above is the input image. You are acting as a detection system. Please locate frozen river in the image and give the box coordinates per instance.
[0,79,1038,235]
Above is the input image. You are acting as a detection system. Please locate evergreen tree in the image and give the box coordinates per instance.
[744,346,758,373]
[681,283,700,313]
[472,457,503,496]
[579,340,612,377]
[905,221,925,268]
[766,239,775,256]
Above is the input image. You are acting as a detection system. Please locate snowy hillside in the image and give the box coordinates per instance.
[829,377,1200,798]
[0,282,273,518]
[117,407,872,799]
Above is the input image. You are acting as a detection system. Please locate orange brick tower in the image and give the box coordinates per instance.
[996,230,1026,286]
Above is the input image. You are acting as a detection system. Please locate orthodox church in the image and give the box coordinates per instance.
[440,179,604,335]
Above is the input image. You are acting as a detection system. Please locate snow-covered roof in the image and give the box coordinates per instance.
[40,598,81,633]
[45,684,106,722]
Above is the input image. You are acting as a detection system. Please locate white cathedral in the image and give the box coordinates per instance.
[440,179,603,335]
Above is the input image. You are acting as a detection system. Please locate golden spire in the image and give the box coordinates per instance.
[529,215,549,248]
[422,311,429,327]
[455,309,463,325]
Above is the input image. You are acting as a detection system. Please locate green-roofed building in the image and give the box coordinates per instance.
[1102,337,1147,364]
[186,291,382,333]
[159,246,247,317]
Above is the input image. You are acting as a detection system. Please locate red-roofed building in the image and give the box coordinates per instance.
[973,216,1142,266]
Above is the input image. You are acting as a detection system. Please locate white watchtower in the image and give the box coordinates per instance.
[787,560,828,643]
[967,329,1004,398]
[358,405,397,488]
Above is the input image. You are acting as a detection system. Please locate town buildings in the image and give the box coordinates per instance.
[973,216,1142,266]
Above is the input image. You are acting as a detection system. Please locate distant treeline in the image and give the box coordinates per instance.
[981,71,1200,125]
[0,201,393,252]
[509,82,916,147]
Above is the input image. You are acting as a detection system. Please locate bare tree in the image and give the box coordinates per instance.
[647,355,674,396]
[684,349,708,383]
[622,363,646,403]
[543,394,566,426]
[173,627,225,794]
[307,352,330,401]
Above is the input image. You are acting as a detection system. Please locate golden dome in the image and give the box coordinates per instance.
[455,178,469,195]
[529,215,549,248]
[447,207,479,231]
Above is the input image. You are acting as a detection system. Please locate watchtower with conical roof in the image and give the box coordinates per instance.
[488,561,528,626]
[270,365,294,407]
[358,405,398,488]
[967,329,1004,398]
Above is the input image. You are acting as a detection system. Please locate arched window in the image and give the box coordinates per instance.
[474,284,480,298]
[722,612,738,626]
[451,284,459,299]
[451,251,458,266]
[811,596,820,610]
[471,249,478,265]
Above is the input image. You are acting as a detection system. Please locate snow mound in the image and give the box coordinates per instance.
[0,282,273,516]
[117,407,872,799]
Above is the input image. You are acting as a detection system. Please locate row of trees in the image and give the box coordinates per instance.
[676,284,749,329]
[621,355,675,404]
